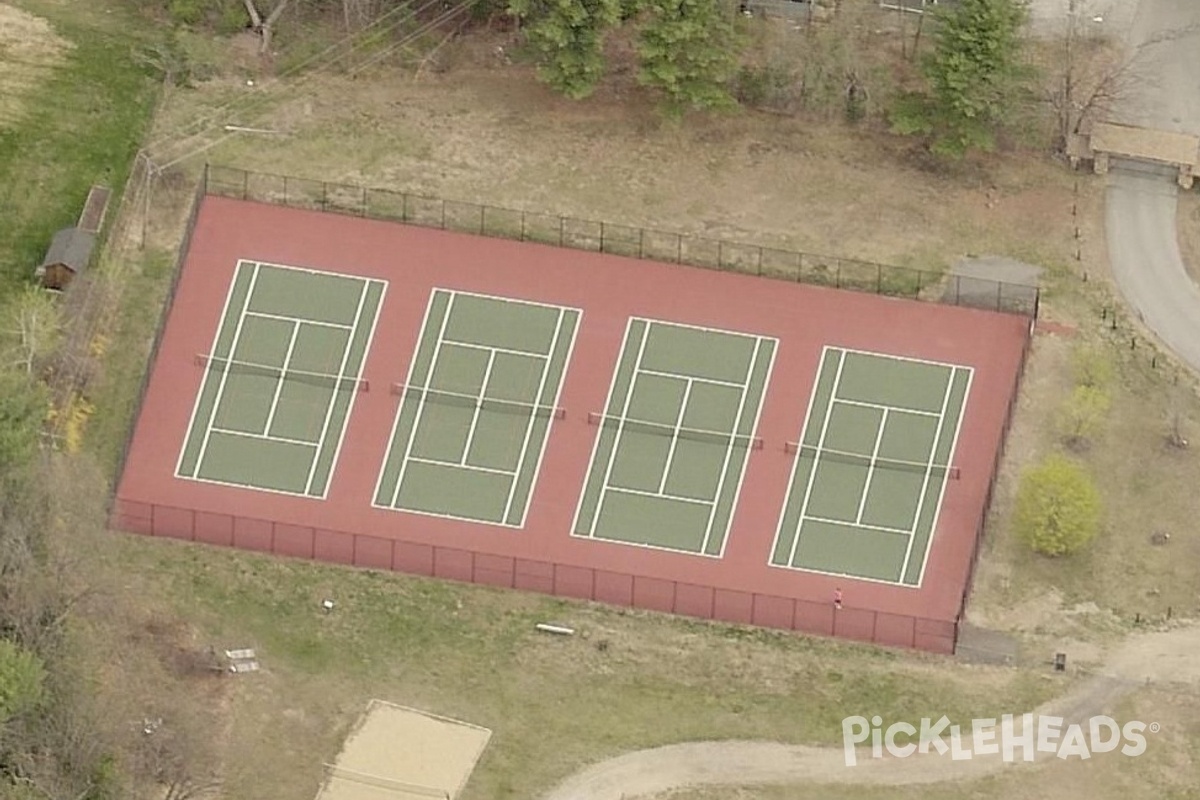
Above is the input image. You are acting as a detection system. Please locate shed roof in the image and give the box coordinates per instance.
[39,227,96,273]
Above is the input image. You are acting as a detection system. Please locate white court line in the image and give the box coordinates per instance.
[899,371,955,557]
[606,486,712,507]
[588,321,651,538]
[442,339,549,361]
[767,345,835,568]
[638,367,745,389]
[832,397,941,418]
[854,408,890,525]
[246,310,353,331]
[318,279,388,500]
[568,320,634,539]
[835,344,970,372]
[261,320,300,437]
[390,292,457,508]
[657,378,694,495]
[502,308,566,524]
[629,315,766,341]
[699,336,773,556]
[787,348,847,568]
[448,287,583,315]
[515,308,581,528]
[371,290,440,509]
[804,514,911,535]
[210,427,319,448]
[912,367,974,588]
[407,456,516,477]
[303,279,371,495]
[191,263,262,475]
[175,259,252,478]
[205,356,348,386]
[460,350,498,466]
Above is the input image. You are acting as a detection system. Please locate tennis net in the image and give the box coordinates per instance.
[391,384,566,419]
[587,412,764,450]
[786,442,960,479]
[195,354,368,391]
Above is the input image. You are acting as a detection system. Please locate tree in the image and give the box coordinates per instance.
[1055,384,1110,449]
[1014,453,1101,556]
[508,0,622,99]
[1046,0,1143,149]
[637,0,740,114]
[241,0,294,53]
[0,639,45,723]
[0,370,46,485]
[3,286,62,377]
[891,0,1029,157]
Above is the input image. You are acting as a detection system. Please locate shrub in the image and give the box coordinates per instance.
[1056,384,1110,449]
[1014,453,1102,557]
[1071,345,1114,389]
[0,639,45,722]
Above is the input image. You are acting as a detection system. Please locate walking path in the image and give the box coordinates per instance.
[541,624,1200,800]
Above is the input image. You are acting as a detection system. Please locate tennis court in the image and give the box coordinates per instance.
[373,289,580,526]
[176,260,385,497]
[771,347,972,586]
[572,318,776,556]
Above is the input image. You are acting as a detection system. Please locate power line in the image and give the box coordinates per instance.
[155,0,474,171]
[146,0,439,157]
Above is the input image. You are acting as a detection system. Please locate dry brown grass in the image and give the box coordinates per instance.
[643,681,1200,799]
[0,3,71,128]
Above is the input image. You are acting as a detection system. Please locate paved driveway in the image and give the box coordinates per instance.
[1104,1,1200,371]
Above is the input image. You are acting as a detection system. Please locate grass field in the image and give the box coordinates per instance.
[16,6,1200,799]
[0,0,157,294]
[89,531,1061,800]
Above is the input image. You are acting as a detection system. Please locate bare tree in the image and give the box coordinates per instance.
[242,0,295,53]
[4,287,62,377]
[1046,0,1144,148]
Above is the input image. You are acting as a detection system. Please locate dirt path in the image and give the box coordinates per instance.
[540,623,1200,800]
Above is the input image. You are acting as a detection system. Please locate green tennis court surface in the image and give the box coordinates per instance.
[573,319,776,556]
[772,347,971,585]
[373,289,580,526]
[177,261,385,496]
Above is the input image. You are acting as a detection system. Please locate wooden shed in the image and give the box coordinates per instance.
[35,184,111,291]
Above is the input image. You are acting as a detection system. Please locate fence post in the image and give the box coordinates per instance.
[676,234,682,263]
[836,261,842,289]
[916,269,923,297]
[402,193,409,223]
[600,221,606,253]
[876,263,883,293]
[756,246,763,276]
[520,211,527,241]
[718,240,724,270]
[320,181,328,212]
[639,228,645,259]
[360,185,367,217]
[440,200,446,229]
[996,280,1002,312]
[479,203,485,235]
[559,216,565,247]
[241,167,248,201]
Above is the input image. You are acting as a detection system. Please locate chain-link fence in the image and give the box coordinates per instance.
[204,164,1040,318]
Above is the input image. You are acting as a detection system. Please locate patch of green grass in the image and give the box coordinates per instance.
[0,0,160,295]
[86,248,174,477]
[108,534,1063,800]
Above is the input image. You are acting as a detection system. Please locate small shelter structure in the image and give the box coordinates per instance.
[36,184,110,291]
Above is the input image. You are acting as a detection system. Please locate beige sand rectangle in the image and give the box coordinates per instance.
[317,701,491,800]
